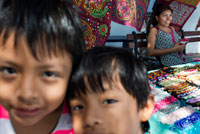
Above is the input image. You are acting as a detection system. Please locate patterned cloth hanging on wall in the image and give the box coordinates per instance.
[111,0,150,32]
[72,0,112,49]
[158,0,200,28]
[72,0,150,49]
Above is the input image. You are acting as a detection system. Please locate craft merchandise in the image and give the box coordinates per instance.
[151,87,171,102]
[186,73,200,85]
[156,101,184,118]
[158,78,189,92]
[170,112,200,131]
[158,77,186,88]
[180,38,189,45]
[167,82,190,93]
[177,88,200,99]
[153,96,178,113]
[149,62,200,133]
[160,105,195,124]
[186,96,200,104]
[177,69,198,76]
[174,85,197,95]
[182,88,200,100]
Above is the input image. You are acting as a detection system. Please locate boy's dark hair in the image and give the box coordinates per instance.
[152,3,173,26]
[0,0,85,64]
[67,46,151,132]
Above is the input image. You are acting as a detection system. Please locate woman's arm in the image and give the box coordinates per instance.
[147,27,185,56]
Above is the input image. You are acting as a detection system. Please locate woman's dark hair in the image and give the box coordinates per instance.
[0,0,85,65]
[67,46,151,132]
[151,3,173,26]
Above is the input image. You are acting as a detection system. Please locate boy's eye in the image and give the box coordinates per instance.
[0,67,17,75]
[103,99,117,104]
[42,71,57,77]
[72,105,84,111]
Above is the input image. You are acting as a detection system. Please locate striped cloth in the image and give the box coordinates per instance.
[0,104,74,134]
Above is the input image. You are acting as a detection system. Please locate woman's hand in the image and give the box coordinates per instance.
[173,42,185,52]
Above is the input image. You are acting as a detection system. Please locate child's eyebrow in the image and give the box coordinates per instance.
[35,64,69,70]
[0,59,20,67]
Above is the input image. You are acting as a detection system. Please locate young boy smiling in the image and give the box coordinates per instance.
[0,0,84,133]
[67,46,154,134]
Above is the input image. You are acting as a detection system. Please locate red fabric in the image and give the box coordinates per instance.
[111,0,150,32]
[0,105,9,119]
[72,0,150,48]
[158,0,199,28]
[72,0,112,49]
[52,129,74,134]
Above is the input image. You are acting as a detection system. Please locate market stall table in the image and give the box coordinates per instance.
[148,62,200,134]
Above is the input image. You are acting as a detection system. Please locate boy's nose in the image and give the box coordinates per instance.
[17,75,38,105]
[84,107,103,128]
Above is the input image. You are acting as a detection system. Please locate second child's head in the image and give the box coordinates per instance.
[67,47,154,134]
[0,0,84,132]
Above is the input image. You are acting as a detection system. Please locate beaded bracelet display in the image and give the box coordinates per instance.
[160,106,195,124]
[174,86,197,95]
[177,88,199,99]
[186,96,200,104]
[151,87,171,102]
[155,101,184,118]
[167,82,190,92]
[157,78,187,92]
[192,80,200,86]
[153,96,177,113]
[170,112,200,131]
[177,69,198,76]
[182,88,200,100]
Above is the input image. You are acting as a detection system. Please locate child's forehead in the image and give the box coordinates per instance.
[78,80,131,97]
[0,30,71,60]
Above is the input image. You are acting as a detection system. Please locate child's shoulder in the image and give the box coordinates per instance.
[0,105,15,134]
[0,104,9,119]
[51,103,74,134]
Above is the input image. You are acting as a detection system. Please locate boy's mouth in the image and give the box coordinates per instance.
[14,107,41,117]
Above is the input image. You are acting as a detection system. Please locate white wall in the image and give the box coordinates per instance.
[107,0,200,53]
[183,3,200,53]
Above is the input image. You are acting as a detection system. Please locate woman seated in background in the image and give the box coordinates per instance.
[147,3,193,66]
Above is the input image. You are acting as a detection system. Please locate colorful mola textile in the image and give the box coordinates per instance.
[72,0,151,48]
[111,0,150,32]
[158,0,200,28]
[72,0,112,49]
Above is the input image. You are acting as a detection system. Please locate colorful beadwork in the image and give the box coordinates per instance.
[149,63,200,132]
[161,106,195,124]
[153,96,178,114]
[170,112,200,130]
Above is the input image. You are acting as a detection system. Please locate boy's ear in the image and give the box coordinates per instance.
[139,94,154,122]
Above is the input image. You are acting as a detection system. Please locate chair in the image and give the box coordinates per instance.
[127,31,164,70]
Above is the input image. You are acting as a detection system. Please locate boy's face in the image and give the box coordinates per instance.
[70,80,154,134]
[0,32,72,127]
